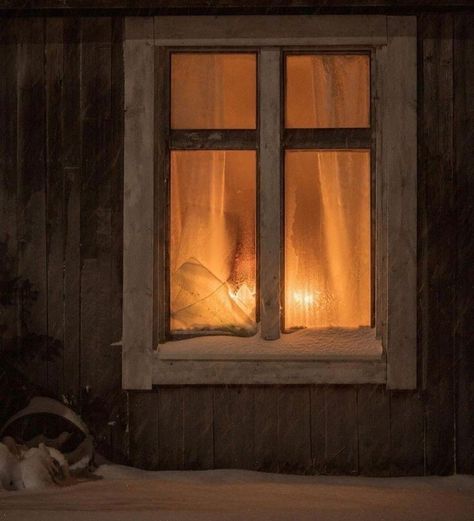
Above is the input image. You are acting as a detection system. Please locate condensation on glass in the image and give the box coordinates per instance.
[285,55,370,128]
[170,150,257,336]
[171,53,257,129]
[284,150,371,329]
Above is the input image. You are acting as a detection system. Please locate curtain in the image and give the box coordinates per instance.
[170,151,256,336]
[286,55,370,128]
[285,150,371,329]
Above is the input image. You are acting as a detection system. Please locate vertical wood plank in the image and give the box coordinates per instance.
[182,386,214,469]
[420,13,455,475]
[110,17,124,352]
[109,16,127,458]
[325,386,358,474]
[16,18,48,390]
[129,391,159,470]
[45,18,65,395]
[384,16,417,389]
[310,386,326,473]
[454,12,474,475]
[277,386,312,474]
[259,47,281,340]
[80,19,115,402]
[0,21,18,345]
[390,391,424,476]
[213,387,255,469]
[122,17,154,389]
[157,387,184,469]
[254,386,278,472]
[62,17,82,399]
[357,385,390,476]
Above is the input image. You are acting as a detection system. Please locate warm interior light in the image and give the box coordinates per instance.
[171,53,257,129]
[285,150,371,329]
[170,150,257,336]
[285,54,370,128]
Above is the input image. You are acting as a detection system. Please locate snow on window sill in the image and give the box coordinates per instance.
[157,326,383,362]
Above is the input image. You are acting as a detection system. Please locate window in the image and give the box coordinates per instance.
[122,15,417,389]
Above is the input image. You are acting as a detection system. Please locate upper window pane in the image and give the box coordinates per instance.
[171,53,257,129]
[285,55,370,128]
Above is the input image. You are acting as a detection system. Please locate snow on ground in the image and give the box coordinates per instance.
[0,464,473,521]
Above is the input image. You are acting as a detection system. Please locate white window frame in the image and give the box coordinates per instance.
[122,15,417,390]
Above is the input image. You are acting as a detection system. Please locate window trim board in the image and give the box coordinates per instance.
[122,15,417,390]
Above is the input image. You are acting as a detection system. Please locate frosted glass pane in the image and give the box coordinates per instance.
[286,55,370,128]
[171,53,257,129]
[170,151,257,336]
[285,150,371,329]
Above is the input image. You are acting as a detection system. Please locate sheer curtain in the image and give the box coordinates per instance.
[170,54,257,336]
[284,55,371,329]
[285,150,371,329]
[170,151,256,336]
[286,55,370,128]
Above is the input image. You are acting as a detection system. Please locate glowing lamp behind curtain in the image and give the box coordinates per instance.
[284,150,371,329]
[284,54,371,330]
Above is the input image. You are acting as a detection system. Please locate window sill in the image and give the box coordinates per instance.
[152,327,386,385]
[158,327,382,362]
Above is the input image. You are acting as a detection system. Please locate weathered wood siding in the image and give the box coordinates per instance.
[0,13,472,474]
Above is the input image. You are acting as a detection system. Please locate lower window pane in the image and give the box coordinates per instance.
[170,150,257,337]
[284,150,371,329]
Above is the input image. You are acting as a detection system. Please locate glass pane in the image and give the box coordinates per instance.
[285,55,370,128]
[171,53,257,129]
[284,150,371,329]
[170,150,257,336]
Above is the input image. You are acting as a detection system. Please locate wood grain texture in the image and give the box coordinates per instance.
[182,386,214,469]
[153,358,386,385]
[259,48,281,340]
[0,0,473,11]
[420,13,455,475]
[213,387,255,469]
[16,18,48,390]
[122,16,154,389]
[45,18,65,395]
[153,15,388,46]
[62,18,82,398]
[254,386,278,472]
[157,387,184,469]
[324,386,358,474]
[283,128,371,149]
[390,391,424,476]
[154,45,170,346]
[310,386,326,474]
[170,130,257,150]
[0,21,18,343]
[129,392,159,469]
[277,386,312,474]
[357,385,390,476]
[453,13,474,475]
[80,18,117,400]
[384,16,417,390]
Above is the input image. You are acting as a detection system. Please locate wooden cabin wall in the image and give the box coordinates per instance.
[0,13,472,475]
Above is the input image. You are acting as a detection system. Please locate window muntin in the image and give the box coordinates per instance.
[285,54,370,128]
[171,53,257,129]
[170,150,257,337]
